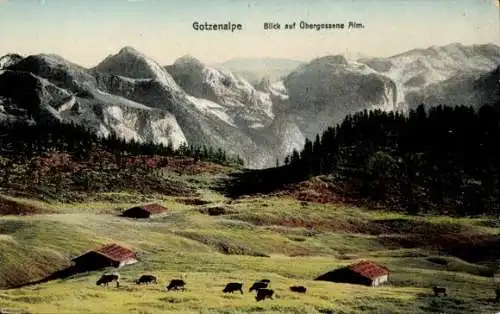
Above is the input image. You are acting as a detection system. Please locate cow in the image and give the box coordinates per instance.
[259,279,271,284]
[249,281,268,292]
[495,287,499,303]
[166,279,186,291]
[432,286,447,296]
[96,273,120,288]
[136,275,157,285]
[255,288,274,301]
[223,282,244,294]
[289,285,307,293]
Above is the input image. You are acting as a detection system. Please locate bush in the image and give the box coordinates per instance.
[198,205,233,216]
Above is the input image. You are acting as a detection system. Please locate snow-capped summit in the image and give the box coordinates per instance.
[0,53,23,70]
[167,55,275,121]
[359,43,500,109]
[1,42,498,168]
[94,47,181,92]
[362,43,500,84]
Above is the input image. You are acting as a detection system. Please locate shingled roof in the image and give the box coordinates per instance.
[347,260,390,280]
[91,243,136,262]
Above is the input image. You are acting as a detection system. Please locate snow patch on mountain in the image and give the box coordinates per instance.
[361,43,500,110]
[1,56,188,149]
[0,54,23,70]
[92,88,153,111]
[270,117,306,162]
[167,55,276,127]
[1,43,498,169]
[58,97,187,148]
[269,81,289,100]
[185,95,236,127]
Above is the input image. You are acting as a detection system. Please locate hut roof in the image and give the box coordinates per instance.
[347,260,390,280]
[129,203,168,214]
[95,243,136,262]
[74,243,136,263]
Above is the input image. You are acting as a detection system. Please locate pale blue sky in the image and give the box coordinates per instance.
[0,0,498,66]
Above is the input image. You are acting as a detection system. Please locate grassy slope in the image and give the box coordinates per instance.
[0,192,499,314]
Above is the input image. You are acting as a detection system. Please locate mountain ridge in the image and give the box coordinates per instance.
[0,42,498,168]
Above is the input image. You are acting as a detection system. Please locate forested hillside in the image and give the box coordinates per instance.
[225,104,500,216]
[0,121,242,201]
[0,121,243,165]
[283,104,500,215]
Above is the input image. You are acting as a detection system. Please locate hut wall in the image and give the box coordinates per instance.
[118,258,138,268]
[122,207,151,218]
[372,274,388,287]
[72,252,119,271]
[316,268,373,286]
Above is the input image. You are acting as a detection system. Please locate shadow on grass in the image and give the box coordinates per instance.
[416,292,499,314]
[8,266,82,289]
[9,265,121,290]
[215,166,305,199]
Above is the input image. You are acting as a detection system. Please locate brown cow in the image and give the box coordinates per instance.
[136,275,157,285]
[166,279,186,291]
[255,288,274,301]
[290,285,307,293]
[223,282,244,294]
[249,281,268,292]
[432,286,446,296]
[96,273,120,288]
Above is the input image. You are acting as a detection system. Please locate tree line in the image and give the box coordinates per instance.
[283,104,500,216]
[0,120,244,166]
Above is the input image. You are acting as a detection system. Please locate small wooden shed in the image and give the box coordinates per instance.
[121,203,168,219]
[315,260,390,287]
[71,243,138,271]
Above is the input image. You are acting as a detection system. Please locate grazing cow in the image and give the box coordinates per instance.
[255,288,274,301]
[432,286,447,296]
[223,282,244,294]
[249,281,268,292]
[289,285,307,293]
[136,275,157,285]
[166,279,186,291]
[96,273,120,287]
[495,287,499,303]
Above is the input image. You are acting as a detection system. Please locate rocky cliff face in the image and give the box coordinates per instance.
[360,43,500,110]
[0,43,498,168]
[1,53,187,148]
[280,55,398,141]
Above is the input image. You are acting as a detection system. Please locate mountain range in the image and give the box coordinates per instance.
[0,43,499,168]
[213,58,305,85]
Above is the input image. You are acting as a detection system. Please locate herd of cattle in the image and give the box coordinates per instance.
[95,273,306,301]
[96,273,500,303]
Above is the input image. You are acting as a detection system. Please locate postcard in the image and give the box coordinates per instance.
[0,0,499,313]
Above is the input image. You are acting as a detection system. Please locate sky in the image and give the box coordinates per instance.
[0,0,498,67]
